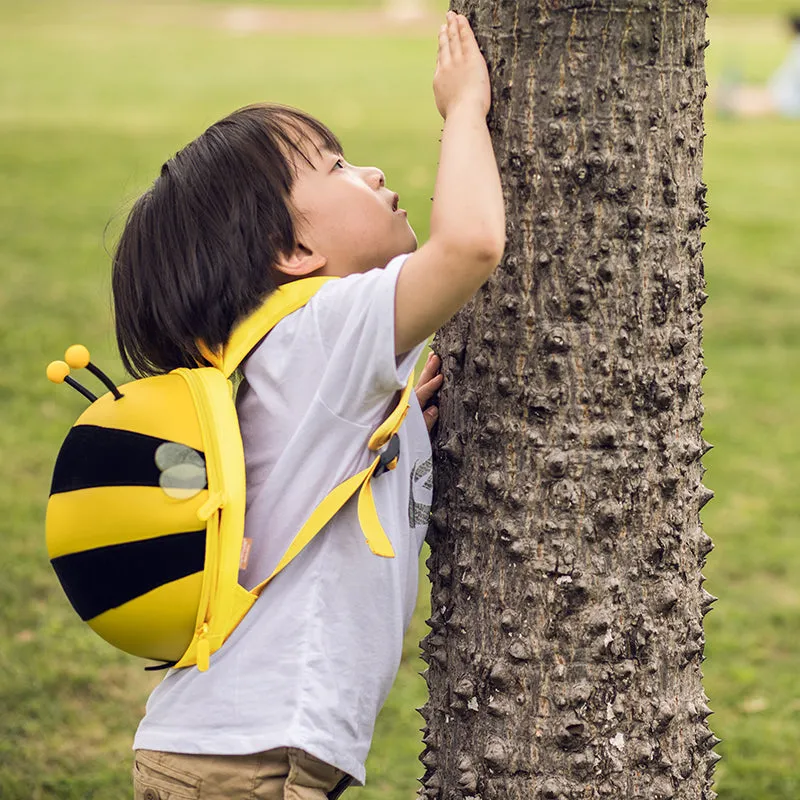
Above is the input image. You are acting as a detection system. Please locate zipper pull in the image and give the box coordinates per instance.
[197,491,225,521]
[196,623,210,672]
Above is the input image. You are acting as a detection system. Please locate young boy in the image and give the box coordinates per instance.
[126,12,504,799]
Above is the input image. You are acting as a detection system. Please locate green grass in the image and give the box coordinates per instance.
[1,1,799,798]
[696,13,800,798]
[711,0,800,16]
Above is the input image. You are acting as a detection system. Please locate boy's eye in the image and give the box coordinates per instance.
[333,158,345,170]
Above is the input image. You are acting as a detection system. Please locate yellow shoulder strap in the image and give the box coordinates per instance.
[197,277,338,377]
[252,372,415,596]
[201,276,418,594]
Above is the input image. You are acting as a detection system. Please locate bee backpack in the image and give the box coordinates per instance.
[45,276,413,672]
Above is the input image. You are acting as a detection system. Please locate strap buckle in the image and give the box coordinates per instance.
[374,434,400,477]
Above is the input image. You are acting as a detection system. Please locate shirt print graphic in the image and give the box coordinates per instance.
[408,455,433,528]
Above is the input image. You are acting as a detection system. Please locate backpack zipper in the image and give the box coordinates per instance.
[178,367,226,671]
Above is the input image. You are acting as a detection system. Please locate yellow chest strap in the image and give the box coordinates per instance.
[200,277,415,592]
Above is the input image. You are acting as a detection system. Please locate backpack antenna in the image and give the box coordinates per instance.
[46,360,98,403]
[64,345,124,401]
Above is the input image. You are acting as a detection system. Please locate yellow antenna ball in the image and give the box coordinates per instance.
[47,360,71,384]
[65,344,91,369]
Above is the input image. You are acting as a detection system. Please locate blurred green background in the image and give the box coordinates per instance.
[1,0,798,797]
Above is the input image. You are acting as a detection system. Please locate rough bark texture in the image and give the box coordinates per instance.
[421,2,716,799]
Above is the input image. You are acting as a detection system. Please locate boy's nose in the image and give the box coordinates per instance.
[370,167,385,190]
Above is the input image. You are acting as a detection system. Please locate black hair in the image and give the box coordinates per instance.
[112,103,343,377]
[791,14,800,34]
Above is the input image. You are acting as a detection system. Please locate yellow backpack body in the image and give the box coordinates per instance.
[46,277,413,671]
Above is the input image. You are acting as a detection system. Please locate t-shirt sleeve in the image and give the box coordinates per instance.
[309,252,427,423]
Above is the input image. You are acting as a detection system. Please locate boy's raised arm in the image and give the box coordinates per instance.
[394,11,506,356]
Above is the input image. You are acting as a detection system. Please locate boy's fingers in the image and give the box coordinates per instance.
[459,16,478,51]
[424,406,439,433]
[419,360,441,383]
[416,376,443,407]
[438,24,451,66]
[417,354,441,383]
[417,371,443,393]
[416,379,435,400]
[427,375,444,393]
[447,11,463,59]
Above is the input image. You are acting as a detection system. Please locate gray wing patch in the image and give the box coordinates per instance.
[155,442,207,500]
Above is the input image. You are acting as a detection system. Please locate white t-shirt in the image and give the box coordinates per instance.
[133,253,432,786]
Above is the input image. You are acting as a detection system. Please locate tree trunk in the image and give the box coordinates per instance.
[421,2,717,799]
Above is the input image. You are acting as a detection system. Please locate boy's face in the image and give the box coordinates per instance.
[277,140,418,280]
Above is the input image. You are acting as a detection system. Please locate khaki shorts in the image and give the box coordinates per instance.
[133,746,352,800]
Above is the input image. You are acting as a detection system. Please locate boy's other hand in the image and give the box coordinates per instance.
[434,11,491,120]
[415,352,443,433]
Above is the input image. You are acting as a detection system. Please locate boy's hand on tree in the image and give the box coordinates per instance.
[415,352,443,434]
[434,11,491,120]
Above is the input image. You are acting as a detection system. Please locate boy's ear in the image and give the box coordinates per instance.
[274,244,327,278]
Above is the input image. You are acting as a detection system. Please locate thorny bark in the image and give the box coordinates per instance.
[421,2,717,798]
